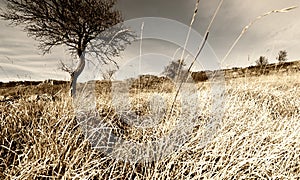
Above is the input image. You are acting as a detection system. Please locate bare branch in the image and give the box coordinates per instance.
[59,59,74,74]
[1,0,123,56]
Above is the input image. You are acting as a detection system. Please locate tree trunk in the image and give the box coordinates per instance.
[70,52,86,97]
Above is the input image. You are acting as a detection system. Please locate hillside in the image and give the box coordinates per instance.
[1,64,299,179]
[191,60,300,82]
[0,60,299,99]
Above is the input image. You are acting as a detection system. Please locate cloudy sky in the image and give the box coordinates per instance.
[0,0,300,81]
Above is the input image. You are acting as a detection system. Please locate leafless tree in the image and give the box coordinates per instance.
[255,56,269,67]
[162,59,188,81]
[1,0,134,96]
[255,56,269,75]
[276,50,288,63]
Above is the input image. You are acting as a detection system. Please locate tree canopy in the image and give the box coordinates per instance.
[1,0,122,55]
[1,0,134,95]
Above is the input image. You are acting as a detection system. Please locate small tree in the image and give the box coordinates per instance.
[276,50,288,63]
[255,56,269,75]
[255,56,269,67]
[162,59,188,81]
[1,0,134,96]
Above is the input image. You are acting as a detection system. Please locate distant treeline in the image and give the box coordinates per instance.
[0,80,68,88]
[0,61,299,88]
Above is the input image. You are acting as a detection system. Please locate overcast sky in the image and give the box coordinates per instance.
[0,0,300,81]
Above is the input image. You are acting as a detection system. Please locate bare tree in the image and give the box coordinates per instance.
[255,56,269,75]
[162,59,188,81]
[255,56,269,67]
[1,0,134,96]
[276,50,288,63]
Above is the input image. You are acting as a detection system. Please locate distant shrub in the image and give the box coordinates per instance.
[191,71,209,82]
[130,75,174,92]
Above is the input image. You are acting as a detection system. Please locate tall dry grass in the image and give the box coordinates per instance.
[1,1,299,179]
[1,72,299,179]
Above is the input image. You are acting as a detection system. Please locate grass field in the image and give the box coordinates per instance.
[0,72,299,179]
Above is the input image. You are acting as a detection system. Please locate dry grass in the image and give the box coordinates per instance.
[1,72,299,179]
[1,0,298,178]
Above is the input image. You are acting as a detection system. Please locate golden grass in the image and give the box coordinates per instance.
[0,72,299,179]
